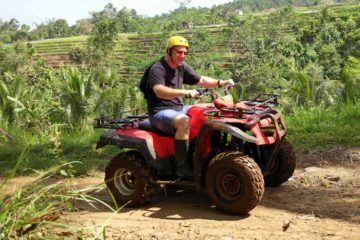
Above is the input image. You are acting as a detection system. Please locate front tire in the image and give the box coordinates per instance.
[105,151,155,207]
[206,152,264,215]
[265,140,296,187]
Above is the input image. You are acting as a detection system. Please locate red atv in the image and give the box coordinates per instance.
[95,86,296,215]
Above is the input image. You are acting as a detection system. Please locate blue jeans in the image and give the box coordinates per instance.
[149,106,191,135]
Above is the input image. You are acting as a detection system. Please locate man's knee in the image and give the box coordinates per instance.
[173,114,190,131]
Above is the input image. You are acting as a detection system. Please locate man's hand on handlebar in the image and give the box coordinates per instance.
[185,89,200,99]
[218,79,234,88]
[185,78,235,99]
[225,79,235,87]
[219,79,235,94]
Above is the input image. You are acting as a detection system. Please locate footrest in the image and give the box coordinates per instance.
[156,180,197,187]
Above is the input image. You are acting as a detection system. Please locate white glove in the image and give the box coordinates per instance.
[225,79,235,86]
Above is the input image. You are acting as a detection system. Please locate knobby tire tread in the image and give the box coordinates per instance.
[105,151,155,207]
[206,151,264,215]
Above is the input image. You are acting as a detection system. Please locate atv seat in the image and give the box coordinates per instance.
[138,119,174,137]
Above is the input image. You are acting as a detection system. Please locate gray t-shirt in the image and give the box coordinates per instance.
[146,58,201,114]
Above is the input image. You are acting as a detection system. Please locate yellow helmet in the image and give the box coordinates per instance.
[166,36,189,49]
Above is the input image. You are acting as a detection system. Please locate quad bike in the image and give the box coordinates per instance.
[95,84,296,215]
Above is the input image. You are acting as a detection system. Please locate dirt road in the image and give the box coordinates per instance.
[60,147,360,239]
[3,148,359,239]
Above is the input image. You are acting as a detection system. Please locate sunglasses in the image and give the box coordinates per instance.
[174,49,188,56]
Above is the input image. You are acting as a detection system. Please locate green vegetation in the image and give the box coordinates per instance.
[0,4,359,175]
[0,148,117,239]
[0,0,357,43]
[0,128,113,176]
[0,1,359,238]
[286,102,360,151]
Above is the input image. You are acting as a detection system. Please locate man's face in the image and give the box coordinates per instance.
[171,46,188,66]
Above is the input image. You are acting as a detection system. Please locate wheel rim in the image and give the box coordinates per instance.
[216,170,243,199]
[113,168,136,196]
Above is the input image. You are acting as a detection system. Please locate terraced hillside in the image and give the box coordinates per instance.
[30,4,360,80]
[31,28,237,80]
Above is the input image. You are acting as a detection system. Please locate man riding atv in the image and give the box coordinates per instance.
[145,35,234,180]
[95,36,296,215]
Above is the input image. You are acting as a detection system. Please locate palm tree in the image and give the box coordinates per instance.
[92,67,147,119]
[341,71,360,104]
[289,72,313,107]
[60,67,93,130]
[92,68,121,117]
[288,68,344,109]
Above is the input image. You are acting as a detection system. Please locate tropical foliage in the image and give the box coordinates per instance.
[0,2,359,172]
[0,3,359,238]
[0,0,358,43]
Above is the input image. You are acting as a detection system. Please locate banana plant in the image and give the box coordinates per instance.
[0,74,26,126]
[7,86,49,132]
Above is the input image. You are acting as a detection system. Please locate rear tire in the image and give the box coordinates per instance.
[265,140,296,187]
[206,152,264,215]
[105,151,155,207]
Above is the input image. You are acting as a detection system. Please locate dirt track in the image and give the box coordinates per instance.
[59,147,360,239]
[3,148,360,239]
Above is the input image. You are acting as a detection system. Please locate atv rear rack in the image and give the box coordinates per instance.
[94,118,140,129]
[94,107,148,129]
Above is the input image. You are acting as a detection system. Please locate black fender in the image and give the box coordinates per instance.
[192,120,257,184]
[96,129,175,175]
[96,129,156,162]
[193,121,256,161]
[203,120,257,143]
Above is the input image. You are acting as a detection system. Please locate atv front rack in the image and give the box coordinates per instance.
[204,94,279,118]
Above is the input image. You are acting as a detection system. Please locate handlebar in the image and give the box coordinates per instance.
[185,88,214,99]
[196,88,213,96]
[185,79,235,99]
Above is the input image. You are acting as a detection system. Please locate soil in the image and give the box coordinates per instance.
[3,147,360,239]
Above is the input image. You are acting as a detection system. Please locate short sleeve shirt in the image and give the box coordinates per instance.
[146,58,201,114]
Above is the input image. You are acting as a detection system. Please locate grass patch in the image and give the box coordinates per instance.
[285,102,360,151]
[0,128,118,177]
[0,149,118,239]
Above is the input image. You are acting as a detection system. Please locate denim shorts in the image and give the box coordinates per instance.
[149,105,191,135]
